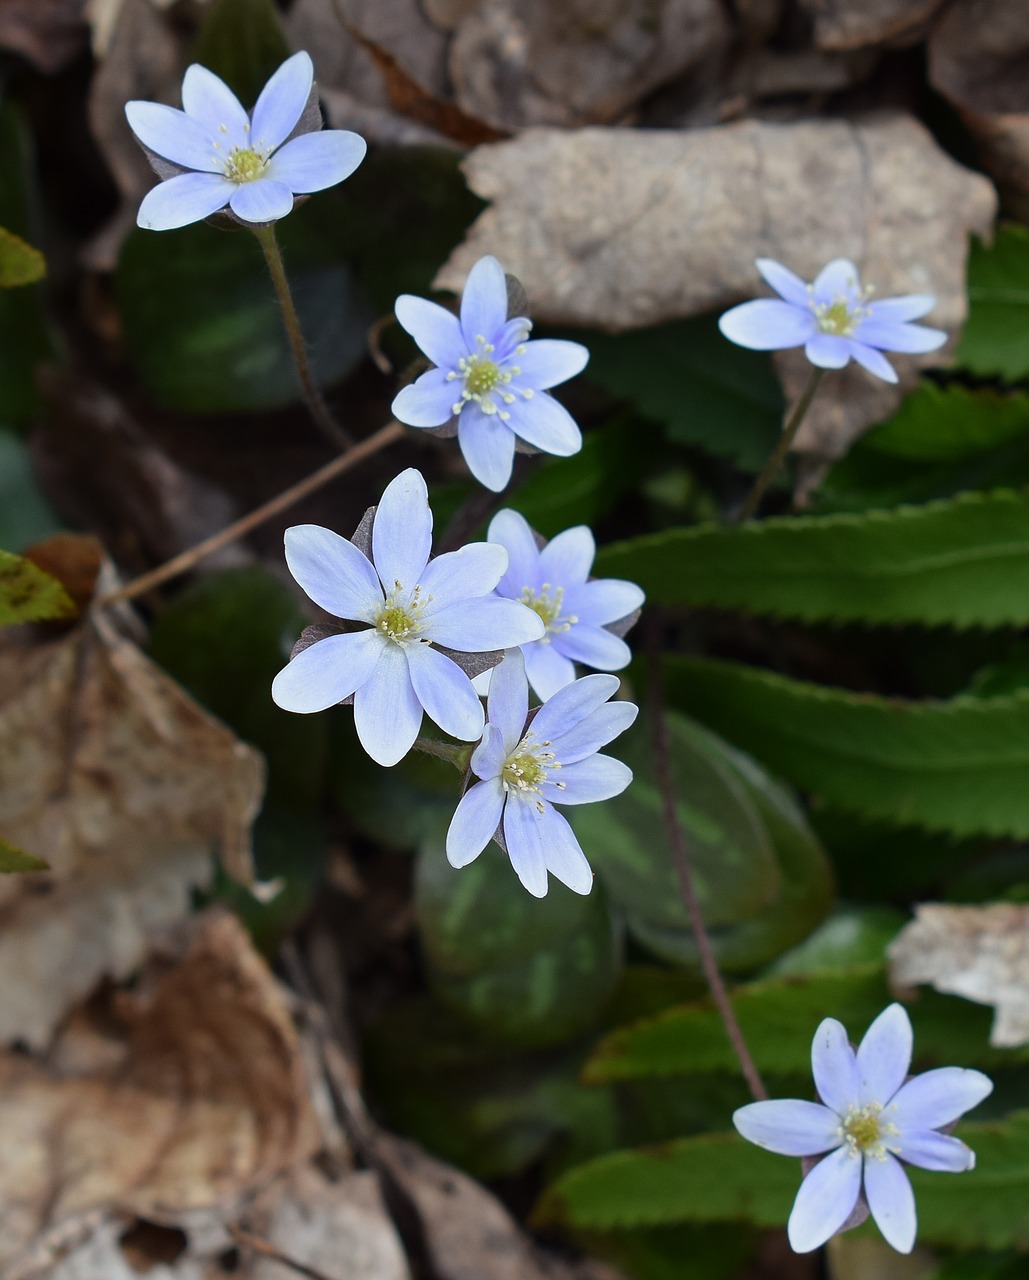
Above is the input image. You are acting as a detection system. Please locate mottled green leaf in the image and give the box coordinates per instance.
[0,548,73,626]
[598,490,1029,628]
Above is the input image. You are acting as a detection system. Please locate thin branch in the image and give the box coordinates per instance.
[98,420,406,607]
[735,366,825,524]
[228,1226,338,1280]
[646,617,768,1101]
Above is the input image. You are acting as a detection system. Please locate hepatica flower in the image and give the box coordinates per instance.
[391,256,589,492]
[271,469,543,767]
[719,258,947,383]
[484,510,644,699]
[125,52,366,230]
[734,1003,992,1255]
[447,649,637,897]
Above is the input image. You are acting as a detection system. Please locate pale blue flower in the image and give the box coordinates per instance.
[482,510,644,700]
[447,649,637,897]
[391,256,589,492]
[734,1003,992,1255]
[125,52,366,230]
[719,258,947,384]
[271,469,544,767]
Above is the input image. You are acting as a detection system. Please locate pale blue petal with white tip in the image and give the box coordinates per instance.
[554,623,631,671]
[181,64,249,150]
[889,1067,993,1132]
[867,295,936,323]
[812,258,861,305]
[471,722,508,781]
[523,643,576,701]
[812,1017,861,1115]
[503,796,550,897]
[425,597,544,652]
[538,525,595,587]
[446,777,505,867]
[250,50,313,152]
[372,468,433,591]
[756,257,811,307]
[897,1129,975,1173]
[718,299,815,350]
[847,341,898,383]
[484,649,530,754]
[458,410,517,491]
[538,805,593,894]
[460,255,508,348]
[488,509,544,598]
[513,338,589,389]
[541,754,632,806]
[856,1003,912,1105]
[228,178,294,224]
[864,1154,917,1254]
[733,1099,843,1157]
[853,319,947,354]
[392,368,457,428]
[267,130,367,192]
[563,578,645,627]
[125,101,222,172]
[271,628,384,713]
[530,673,622,746]
[805,333,851,369]
[505,392,582,456]
[419,543,508,611]
[546,700,639,764]
[136,171,234,230]
[787,1146,862,1253]
[395,294,467,368]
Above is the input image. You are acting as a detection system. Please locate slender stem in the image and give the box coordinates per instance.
[99,420,405,606]
[735,367,825,524]
[253,222,352,451]
[412,736,471,770]
[646,619,768,1101]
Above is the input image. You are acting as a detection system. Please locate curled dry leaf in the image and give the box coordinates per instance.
[0,911,320,1271]
[0,605,264,1049]
[797,0,945,51]
[437,115,996,459]
[928,0,1029,218]
[888,903,1029,1048]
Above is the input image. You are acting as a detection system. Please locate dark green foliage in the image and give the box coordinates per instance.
[957,226,1029,382]
[191,0,291,104]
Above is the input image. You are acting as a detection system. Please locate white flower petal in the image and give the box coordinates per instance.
[352,643,423,766]
[512,338,589,389]
[471,721,507,780]
[503,795,549,897]
[718,299,815,350]
[756,257,811,307]
[857,1004,912,1105]
[489,508,544,597]
[372,468,432,591]
[530,673,621,746]
[426,597,544,651]
[853,320,947,354]
[447,778,505,867]
[267,130,366,193]
[284,523,382,620]
[505,391,582,457]
[787,1147,862,1254]
[867,295,936,323]
[392,368,456,428]
[889,1068,993,1132]
[395,293,467,368]
[542,754,632,806]
[136,172,233,231]
[228,177,294,223]
[251,51,313,152]
[419,543,508,610]
[733,1099,843,1157]
[555,623,632,672]
[847,340,898,383]
[538,525,595,587]
[812,258,862,305]
[523,641,577,701]
[897,1129,975,1173]
[125,101,222,171]
[547,701,639,764]
[485,648,529,753]
[457,409,517,491]
[812,1017,861,1115]
[865,1154,917,1254]
[805,333,852,369]
[537,805,593,894]
[562,578,645,627]
[406,643,484,742]
[460,254,507,348]
[271,628,384,713]
[181,63,249,150]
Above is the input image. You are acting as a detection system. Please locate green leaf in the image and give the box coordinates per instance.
[0,428,62,549]
[191,0,290,104]
[761,906,908,977]
[598,489,1029,628]
[0,548,73,626]
[0,836,47,873]
[584,964,1027,1084]
[540,1113,1029,1248]
[0,226,44,288]
[580,1224,756,1280]
[958,226,1029,382]
[570,712,832,972]
[116,199,371,414]
[663,657,1029,839]
[572,316,783,472]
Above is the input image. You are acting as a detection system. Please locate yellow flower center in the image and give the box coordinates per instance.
[464,358,502,395]
[840,1103,898,1161]
[375,583,429,644]
[519,583,577,641]
[224,146,267,184]
[501,730,564,812]
[445,331,534,420]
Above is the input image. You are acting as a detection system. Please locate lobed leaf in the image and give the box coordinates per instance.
[597,489,1029,628]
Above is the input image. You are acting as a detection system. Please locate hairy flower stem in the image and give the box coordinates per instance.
[412,736,472,770]
[646,618,768,1101]
[254,223,352,451]
[735,367,825,524]
[100,420,405,606]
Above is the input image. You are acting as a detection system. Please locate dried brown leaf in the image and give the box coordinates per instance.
[437,115,996,458]
[0,608,264,1049]
[798,0,944,51]
[888,903,1029,1048]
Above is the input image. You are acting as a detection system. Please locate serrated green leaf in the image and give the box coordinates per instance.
[598,489,1029,628]
[0,836,47,872]
[0,548,73,626]
[852,384,1029,462]
[540,1114,1029,1248]
[0,226,44,288]
[571,315,783,472]
[958,226,1029,382]
[663,657,1029,839]
[585,965,1028,1085]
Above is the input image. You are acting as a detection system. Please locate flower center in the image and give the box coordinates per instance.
[811,283,874,337]
[501,730,564,812]
[375,583,429,645]
[446,334,533,421]
[840,1103,897,1160]
[224,146,268,184]
[465,358,502,396]
[519,584,577,641]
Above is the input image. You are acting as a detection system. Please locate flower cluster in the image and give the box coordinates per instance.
[734,1003,992,1254]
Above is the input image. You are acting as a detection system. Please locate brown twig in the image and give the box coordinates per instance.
[98,420,406,607]
[646,616,768,1101]
[228,1226,338,1280]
